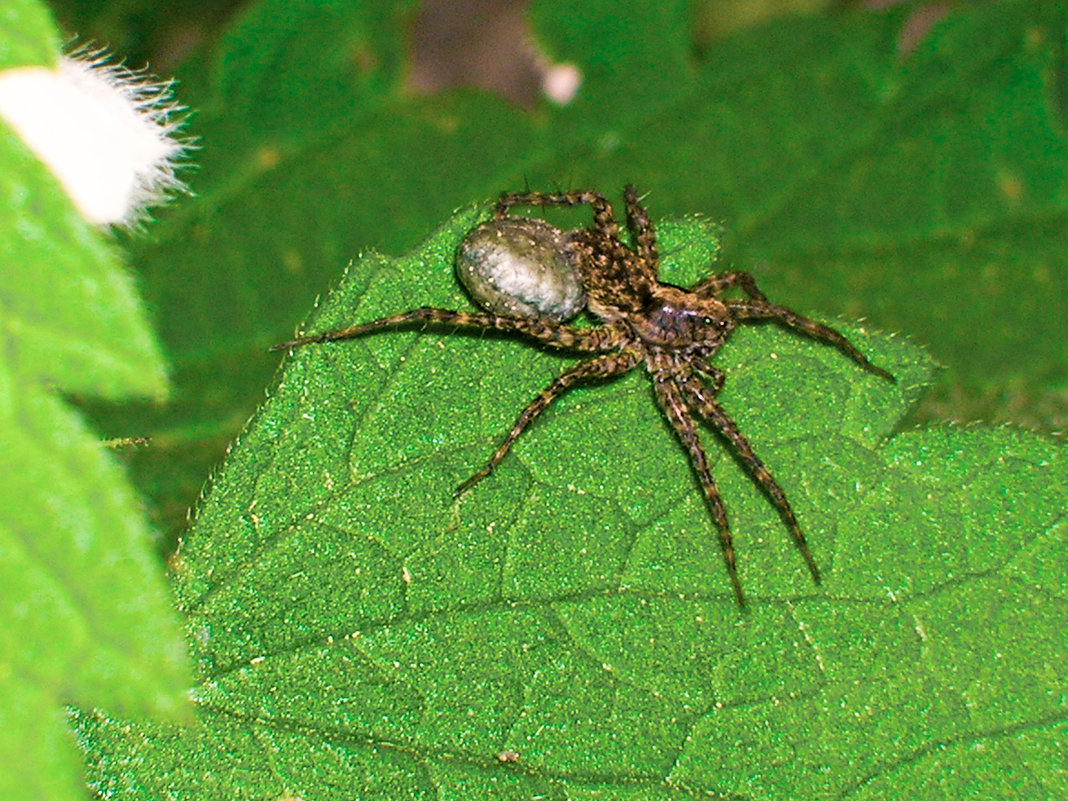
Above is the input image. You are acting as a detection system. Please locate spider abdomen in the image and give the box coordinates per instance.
[455,217,586,322]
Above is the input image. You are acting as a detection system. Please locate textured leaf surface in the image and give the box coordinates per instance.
[78,0,1067,540]
[77,213,1067,798]
[0,5,190,801]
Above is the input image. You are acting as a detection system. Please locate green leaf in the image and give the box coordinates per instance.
[0,0,59,69]
[76,212,1066,798]
[0,122,168,400]
[0,7,191,801]
[0,362,190,798]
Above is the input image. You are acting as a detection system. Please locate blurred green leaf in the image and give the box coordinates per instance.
[0,363,190,799]
[76,212,1066,798]
[0,0,59,68]
[79,0,1066,542]
[0,5,190,801]
[0,122,167,399]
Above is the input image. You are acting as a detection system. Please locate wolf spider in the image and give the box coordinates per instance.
[275,186,893,605]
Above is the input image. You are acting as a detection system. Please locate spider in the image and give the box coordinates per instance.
[274,186,894,605]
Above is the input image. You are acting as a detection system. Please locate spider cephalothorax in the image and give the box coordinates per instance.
[275,187,893,604]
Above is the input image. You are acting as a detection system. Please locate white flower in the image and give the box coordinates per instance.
[0,47,190,228]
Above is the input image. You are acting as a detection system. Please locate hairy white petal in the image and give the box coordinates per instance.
[0,49,189,227]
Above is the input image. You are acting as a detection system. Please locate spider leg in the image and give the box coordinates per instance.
[622,185,658,265]
[690,271,768,302]
[495,190,621,241]
[727,300,895,382]
[677,368,822,588]
[650,367,745,606]
[272,307,626,353]
[455,348,643,497]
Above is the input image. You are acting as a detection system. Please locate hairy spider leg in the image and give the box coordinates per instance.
[455,348,643,497]
[676,364,823,588]
[495,189,621,242]
[727,300,895,383]
[649,365,745,605]
[622,185,659,265]
[690,271,769,302]
[271,307,623,353]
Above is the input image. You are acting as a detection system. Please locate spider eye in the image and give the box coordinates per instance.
[702,317,715,326]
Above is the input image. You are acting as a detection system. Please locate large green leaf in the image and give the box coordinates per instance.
[76,212,1066,798]
[0,3,190,800]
